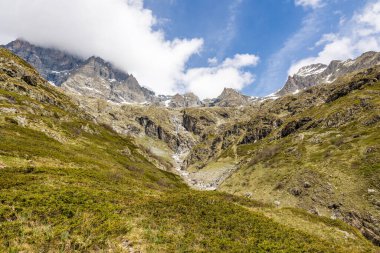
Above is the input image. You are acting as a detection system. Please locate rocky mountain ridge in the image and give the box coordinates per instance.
[5,40,380,108]
[277,51,380,95]
[61,56,156,104]
[3,39,260,108]
[4,39,157,104]
[212,88,253,107]
[4,39,84,85]
[160,92,202,108]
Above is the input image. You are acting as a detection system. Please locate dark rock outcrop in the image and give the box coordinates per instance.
[182,112,216,135]
[280,117,312,138]
[344,211,380,246]
[136,116,178,150]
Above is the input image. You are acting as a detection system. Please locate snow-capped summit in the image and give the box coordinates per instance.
[276,51,380,96]
[296,64,327,77]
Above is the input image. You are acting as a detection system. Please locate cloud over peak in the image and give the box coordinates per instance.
[0,0,258,98]
[183,54,259,99]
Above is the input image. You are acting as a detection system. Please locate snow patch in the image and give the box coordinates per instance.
[292,89,300,95]
[263,92,279,101]
[296,65,327,77]
[164,99,171,107]
[81,86,102,93]
[343,60,354,67]
[324,74,335,83]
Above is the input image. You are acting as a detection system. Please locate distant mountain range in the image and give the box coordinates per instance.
[3,39,380,107]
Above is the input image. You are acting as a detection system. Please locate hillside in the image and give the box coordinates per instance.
[200,67,380,245]
[2,49,378,252]
[14,40,377,245]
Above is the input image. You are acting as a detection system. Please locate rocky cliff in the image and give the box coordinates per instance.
[4,39,84,85]
[61,56,155,103]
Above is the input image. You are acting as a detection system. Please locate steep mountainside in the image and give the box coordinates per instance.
[4,39,156,104]
[62,56,155,104]
[4,39,84,85]
[189,67,380,245]
[2,48,375,252]
[277,51,380,95]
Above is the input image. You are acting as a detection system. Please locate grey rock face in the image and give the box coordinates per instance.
[168,93,202,108]
[4,39,156,104]
[61,57,155,103]
[277,51,380,96]
[213,88,251,107]
[4,39,84,85]
[156,93,203,108]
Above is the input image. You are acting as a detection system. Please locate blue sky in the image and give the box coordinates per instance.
[1,0,379,98]
[144,0,370,96]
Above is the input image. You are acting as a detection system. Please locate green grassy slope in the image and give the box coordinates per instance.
[219,67,380,246]
[0,48,377,252]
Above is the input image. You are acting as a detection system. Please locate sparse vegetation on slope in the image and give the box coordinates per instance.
[219,67,380,246]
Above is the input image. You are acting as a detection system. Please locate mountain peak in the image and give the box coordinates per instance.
[168,92,202,108]
[3,39,156,104]
[295,63,327,77]
[213,88,250,107]
[4,39,84,85]
[277,51,380,96]
[83,56,129,82]
[218,88,242,98]
[5,38,31,49]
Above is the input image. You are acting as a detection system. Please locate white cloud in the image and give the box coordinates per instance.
[0,0,258,98]
[207,57,218,65]
[222,54,259,68]
[295,0,323,9]
[182,54,259,99]
[0,34,15,45]
[289,0,380,75]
